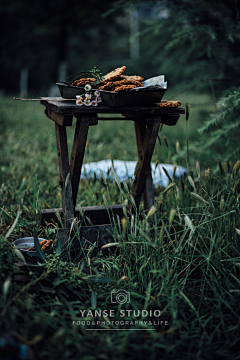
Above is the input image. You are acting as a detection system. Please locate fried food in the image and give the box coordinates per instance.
[42,239,53,251]
[98,82,115,91]
[118,75,144,82]
[157,100,181,107]
[104,66,126,81]
[27,239,53,251]
[114,85,137,92]
[70,67,145,92]
[98,79,143,92]
[71,78,96,87]
[112,79,143,87]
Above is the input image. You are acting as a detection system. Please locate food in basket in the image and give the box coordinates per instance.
[27,239,53,251]
[104,66,127,81]
[114,85,137,92]
[70,66,145,92]
[118,75,144,82]
[71,78,97,87]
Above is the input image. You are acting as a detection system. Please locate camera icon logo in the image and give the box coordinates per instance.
[111,289,130,304]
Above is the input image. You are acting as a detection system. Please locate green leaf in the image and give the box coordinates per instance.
[87,242,96,258]
[190,192,208,204]
[7,250,12,263]
[53,278,67,287]
[144,281,152,310]
[3,277,11,302]
[180,290,198,316]
[79,259,85,272]
[101,243,119,250]
[82,276,114,283]
[13,248,26,263]
[162,167,173,183]
[5,208,21,239]
[91,290,97,309]
[55,238,62,256]
[162,183,175,195]
[33,230,46,262]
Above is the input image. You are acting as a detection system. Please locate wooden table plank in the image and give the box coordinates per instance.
[40,205,125,226]
[41,97,185,116]
[44,108,73,126]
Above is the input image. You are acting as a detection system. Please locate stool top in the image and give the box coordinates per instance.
[41,97,185,115]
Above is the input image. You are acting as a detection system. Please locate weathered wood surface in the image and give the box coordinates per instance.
[56,225,116,258]
[41,97,185,116]
[70,116,90,208]
[73,113,98,126]
[55,123,74,227]
[144,174,156,211]
[128,120,160,213]
[40,204,125,226]
[45,108,73,126]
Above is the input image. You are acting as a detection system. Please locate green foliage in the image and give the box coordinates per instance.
[0,235,14,287]
[1,158,240,358]
[196,88,240,164]
[198,89,240,134]
[175,88,240,169]
[1,94,240,358]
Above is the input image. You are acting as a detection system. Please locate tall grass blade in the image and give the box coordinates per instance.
[13,248,26,263]
[162,167,173,183]
[196,161,200,178]
[169,209,176,228]
[33,229,46,262]
[162,183,175,195]
[190,192,208,205]
[146,206,157,221]
[5,208,21,239]
[100,170,107,184]
[184,215,194,232]
[91,290,97,309]
[159,222,165,247]
[55,210,64,228]
[121,218,127,237]
[3,277,11,302]
[55,237,62,256]
[101,243,119,249]
[188,176,196,191]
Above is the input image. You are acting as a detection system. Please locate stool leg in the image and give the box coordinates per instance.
[55,123,74,227]
[128,120,160,214]
[70,115,91,208]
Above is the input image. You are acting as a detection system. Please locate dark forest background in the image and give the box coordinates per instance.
[1,0,240,96]
[1,0,240,165]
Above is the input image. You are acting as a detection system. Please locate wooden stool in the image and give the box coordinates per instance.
[40,97,184,250]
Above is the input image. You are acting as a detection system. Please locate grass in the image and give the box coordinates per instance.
[1,94,240,360]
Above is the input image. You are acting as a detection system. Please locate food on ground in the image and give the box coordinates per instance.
[71,66,145,92]
[27,239,53,251]
[41,239,53,251]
